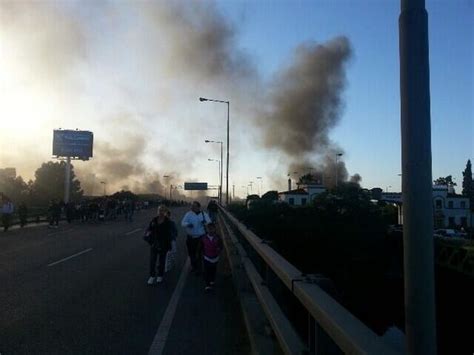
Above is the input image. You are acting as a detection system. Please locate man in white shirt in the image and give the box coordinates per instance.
[181,201,211,273]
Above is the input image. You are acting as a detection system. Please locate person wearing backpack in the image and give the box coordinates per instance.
[144,205,173,285]
[181,201,211,274]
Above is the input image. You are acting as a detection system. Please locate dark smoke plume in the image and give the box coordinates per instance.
[260,37,352,186]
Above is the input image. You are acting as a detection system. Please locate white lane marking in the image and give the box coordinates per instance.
[47,248,93,267]
[148,259,190,355]
[125,228,142,236]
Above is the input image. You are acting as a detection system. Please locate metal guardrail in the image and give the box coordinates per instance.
[219,206,402,355]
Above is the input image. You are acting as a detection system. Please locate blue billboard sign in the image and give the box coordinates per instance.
[53,130,93,159]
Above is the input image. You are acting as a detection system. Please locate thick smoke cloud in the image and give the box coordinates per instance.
[141,1,255,84]
[1,1,356,196]
[260,37,352,187]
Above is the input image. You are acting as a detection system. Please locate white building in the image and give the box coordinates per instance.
[432,185,471,228]
[278,181,326,206]
[380,185,471,228]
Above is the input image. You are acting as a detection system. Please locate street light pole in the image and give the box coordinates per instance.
[208,158,220,200]
[335,153,343,188]
[200,97,230,205]
[205,140,223,204]
[163,175,172,201]
[256,177,262,196]
[100,181,106,196]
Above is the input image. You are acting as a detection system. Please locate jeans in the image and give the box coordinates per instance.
[150,247,167,277]
[186,236,202,271]
[203,259,217,286]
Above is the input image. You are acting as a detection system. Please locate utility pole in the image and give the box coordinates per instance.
[64,157,71,203]
[399,0,436,353]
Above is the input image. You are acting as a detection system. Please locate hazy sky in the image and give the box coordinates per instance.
[0,0,472,198]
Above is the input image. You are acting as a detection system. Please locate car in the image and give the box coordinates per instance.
[434,229,466,239]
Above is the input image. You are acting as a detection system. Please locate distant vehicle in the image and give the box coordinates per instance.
[434,229,466,239]
[388,224,403,233]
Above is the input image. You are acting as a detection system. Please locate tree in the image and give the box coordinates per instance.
[261,190,279,201]
[0,175,29,204]
[462,159,474,210]
[32,161,83,205]
[299,173,323,185]
[433,175,457,191]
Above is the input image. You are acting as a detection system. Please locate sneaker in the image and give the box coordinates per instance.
[147,277,155,285]
[209,281,215,286]
[156,276,163,283]
[205,286,212,292]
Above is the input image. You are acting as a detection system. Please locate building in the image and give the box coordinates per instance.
[278,179,327,206]
[379,185,471,228]
[432,185,471,228]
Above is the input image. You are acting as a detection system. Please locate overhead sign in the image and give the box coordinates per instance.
[184,182,208,191]
[53,130,93,159]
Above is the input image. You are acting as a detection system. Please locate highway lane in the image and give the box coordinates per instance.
[0,207,190,355]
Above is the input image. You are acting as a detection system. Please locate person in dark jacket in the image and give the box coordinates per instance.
[18,202,28,227]
[48,199,61,228]
[145,205,173,285]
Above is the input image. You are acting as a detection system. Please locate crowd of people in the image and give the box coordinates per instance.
[2,191,222,292]
[145,200,222,292]
[0,194,155,231]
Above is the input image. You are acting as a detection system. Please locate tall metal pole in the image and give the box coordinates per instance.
[64,157,71,204]
[399,0,436,354]
[220,142,223,205]
[226,102,230,205]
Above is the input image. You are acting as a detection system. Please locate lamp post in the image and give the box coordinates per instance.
[200,97,230,205]
[208,158,221,200]
[205,140,223,204]
[256,177,263,196]
[163,175,172,201]
[335,153,343,188]
[249,181,254,195]
[100,181,106,196]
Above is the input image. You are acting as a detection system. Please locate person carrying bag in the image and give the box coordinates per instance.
[181,201,211,274]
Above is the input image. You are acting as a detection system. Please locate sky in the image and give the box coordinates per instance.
[0,0,472,199]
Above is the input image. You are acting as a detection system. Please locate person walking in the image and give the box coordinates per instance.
[145,205,173,285]
[199,222,223,292]
[18,202,28,227]
[48,199,61,228]
[207,199,218,222]
[181,201,211,273]
[165,210,178,272]
[1,197,14,232]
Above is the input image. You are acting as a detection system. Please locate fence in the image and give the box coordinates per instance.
[218,205,403,355]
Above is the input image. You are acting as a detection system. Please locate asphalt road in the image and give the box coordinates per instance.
[0,207,249,355]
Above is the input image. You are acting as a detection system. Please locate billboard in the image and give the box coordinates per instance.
[184,182,208,190]
[53,130,93,159]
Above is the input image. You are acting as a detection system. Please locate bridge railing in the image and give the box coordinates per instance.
[218,205,403,355]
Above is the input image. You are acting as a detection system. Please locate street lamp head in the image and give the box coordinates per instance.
[337,153,343,157]
[199,97,208,102]
[205,140,210,143]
